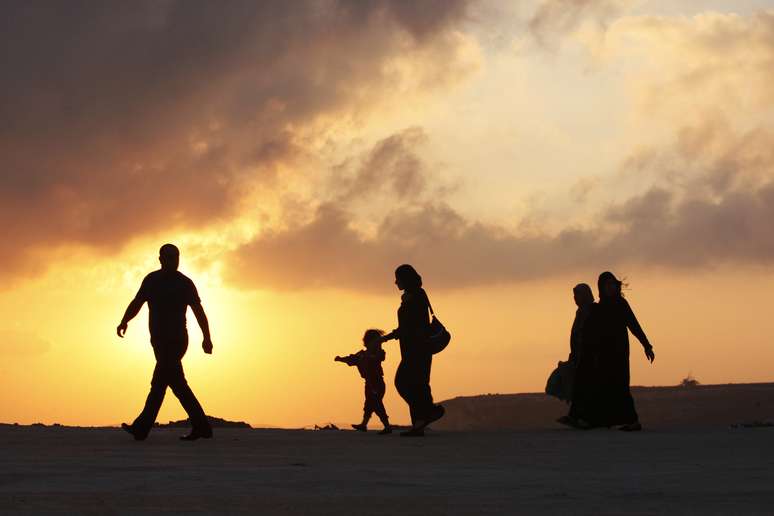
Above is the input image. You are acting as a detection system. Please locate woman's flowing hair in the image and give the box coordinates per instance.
[395,264,423,290]
[597,271,629,298]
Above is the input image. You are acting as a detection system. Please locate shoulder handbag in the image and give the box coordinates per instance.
[426,297,451,354]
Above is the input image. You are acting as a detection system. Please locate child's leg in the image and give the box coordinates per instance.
[374,399,389,427]
[361,384,373,425]
[371,381,390,427]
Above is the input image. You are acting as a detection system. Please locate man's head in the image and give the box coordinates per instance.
[159,243,180,271]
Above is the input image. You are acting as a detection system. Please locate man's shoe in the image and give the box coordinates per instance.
[400,427,425,437]
[180,429,213,441]
[121,423,146,441]
[351,423,368,432]
[619,422,642,432]
[378,426,392,435]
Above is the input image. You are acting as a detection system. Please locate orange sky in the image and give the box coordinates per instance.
[2,0,774,427]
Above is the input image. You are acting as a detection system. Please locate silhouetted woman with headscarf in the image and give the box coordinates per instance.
[555,283,595,425]
[573,271,655,431]
[382,264,445,437]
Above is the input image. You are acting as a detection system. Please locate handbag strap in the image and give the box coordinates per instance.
[423,289,435,316]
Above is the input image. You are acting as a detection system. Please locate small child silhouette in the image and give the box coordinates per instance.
[335,329,392,435]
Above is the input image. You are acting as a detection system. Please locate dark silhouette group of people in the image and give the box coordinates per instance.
[552,272,655,431]
[116,244,653,441]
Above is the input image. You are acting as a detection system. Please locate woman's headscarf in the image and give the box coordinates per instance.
[573,283,595,306]
[395,264,423,290]
[598,271,623,299]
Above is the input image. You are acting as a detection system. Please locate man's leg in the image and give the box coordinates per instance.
[131,361,169,439]
[167,361,211,435]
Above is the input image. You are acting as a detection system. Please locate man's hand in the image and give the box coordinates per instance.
[117,298,144,338]
[334,356,343,362]
[191,303,212,355]
[644,345,655,363]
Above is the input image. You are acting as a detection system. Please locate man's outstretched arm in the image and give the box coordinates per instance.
[190,302,213,354]
[116,298,144,337]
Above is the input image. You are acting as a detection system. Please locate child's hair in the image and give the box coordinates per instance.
[363,329,385,344]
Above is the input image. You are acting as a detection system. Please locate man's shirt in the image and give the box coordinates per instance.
[135,270,200,342]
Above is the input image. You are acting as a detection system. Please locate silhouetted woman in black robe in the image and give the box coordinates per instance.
[382,264,445,437]
[572,271,655,431]
[556,284,595,424]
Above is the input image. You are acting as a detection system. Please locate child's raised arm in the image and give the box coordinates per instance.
[335,353,360,366]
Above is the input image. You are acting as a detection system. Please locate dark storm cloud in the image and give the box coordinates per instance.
[225,8,774,293]
[227,123,774,292]
[333,127,429,203]
[0,0,473,280]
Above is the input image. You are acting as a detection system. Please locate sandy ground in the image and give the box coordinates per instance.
[2,424,774,515]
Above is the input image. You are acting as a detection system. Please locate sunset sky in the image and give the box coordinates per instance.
[3,0,774,428]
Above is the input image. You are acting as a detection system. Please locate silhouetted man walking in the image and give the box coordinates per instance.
[117,244,213,441]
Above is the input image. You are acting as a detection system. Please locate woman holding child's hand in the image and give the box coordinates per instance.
[382,264,445,437]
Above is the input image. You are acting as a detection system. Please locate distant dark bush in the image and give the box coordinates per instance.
[679,375,700,388]
[155,416,251,428]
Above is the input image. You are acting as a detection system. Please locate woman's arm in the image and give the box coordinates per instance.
[381,328,400,341]
[382,290,430,342]
[403,292,431,341]
[623,299,655,362]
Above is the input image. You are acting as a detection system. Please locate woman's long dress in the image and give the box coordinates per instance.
[563,304,594,408]
[392,288,434,425]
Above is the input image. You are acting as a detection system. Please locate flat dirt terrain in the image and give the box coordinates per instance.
[2,424,774,515]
